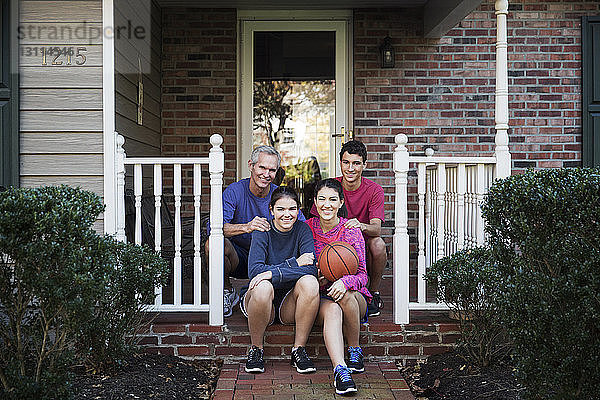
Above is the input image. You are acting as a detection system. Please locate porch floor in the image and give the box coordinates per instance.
[212,359,415,400]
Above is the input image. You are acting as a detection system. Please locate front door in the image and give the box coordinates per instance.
[583,16,600,167]
[239,11,351,215]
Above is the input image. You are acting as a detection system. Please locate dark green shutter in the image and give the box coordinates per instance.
[0,0,18,188]
[582,17,600,167]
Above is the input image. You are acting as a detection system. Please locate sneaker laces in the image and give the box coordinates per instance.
[348,346,363,363]
[294,346,310,363]
[335,365,352,382]
[373,293,384,309]
[248,346,262,363]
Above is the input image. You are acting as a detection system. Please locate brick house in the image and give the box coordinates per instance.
[2,0,600,360]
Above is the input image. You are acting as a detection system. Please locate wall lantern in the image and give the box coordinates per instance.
[380,36,395,68]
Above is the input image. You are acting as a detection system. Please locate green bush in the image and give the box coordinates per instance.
[76,240,167,372]
[425,246,510,368]
[482,168,600,399]
[0,186,167,398]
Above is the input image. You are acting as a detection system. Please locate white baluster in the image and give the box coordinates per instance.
[116,134,126,242]
[467,166,474,247]
[457,164,466,250]
[209,134,224,326]
[476,164,485,246]
[425,148,434,269]
[417,163,426,305]
[153,164,162,306]
[393,134,410,325]
[134,164,142,245]
[193,163,202,307]
[494,0,511,179]
[448,167,456,254]
[436,163,446,262]
[425,167,432,270]
[174,164,182,307]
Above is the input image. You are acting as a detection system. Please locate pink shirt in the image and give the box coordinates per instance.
[307,217,372,302]
[310,177,385,238]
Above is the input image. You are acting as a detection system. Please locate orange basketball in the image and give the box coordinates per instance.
[317,241,359,282]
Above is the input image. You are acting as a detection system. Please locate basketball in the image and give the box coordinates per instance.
[317,241,359,282]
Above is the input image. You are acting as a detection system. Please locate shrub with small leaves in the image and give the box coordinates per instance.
[482,168,600,399]
[0,186,168,398]
[0,186,105,398]
[426,246,510,368]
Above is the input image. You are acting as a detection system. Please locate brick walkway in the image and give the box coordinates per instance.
[212,359,415,400]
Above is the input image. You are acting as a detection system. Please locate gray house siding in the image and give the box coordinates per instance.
[19,0,104,229]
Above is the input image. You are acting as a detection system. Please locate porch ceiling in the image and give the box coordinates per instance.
[157,0,428,7]
[156,0,484,38]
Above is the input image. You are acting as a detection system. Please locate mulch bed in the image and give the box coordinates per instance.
[400,350,524,400]
[72,353,222,399]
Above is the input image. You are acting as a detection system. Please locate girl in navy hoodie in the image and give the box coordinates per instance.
[240,186,319,375]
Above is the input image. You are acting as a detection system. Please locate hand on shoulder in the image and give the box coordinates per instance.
[344,218,363,231]
[247,216,270,233]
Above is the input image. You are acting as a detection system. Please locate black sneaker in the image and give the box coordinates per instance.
[367,292,383,317]
[291,346,316,373]
[334,364,357,395]
[347,346,364,373]
[245,345,264,373]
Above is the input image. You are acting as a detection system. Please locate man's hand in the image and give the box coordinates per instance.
[247,216,270,233]
[344,218,363,231]
[248,271,272,291]
[296,252,314,266]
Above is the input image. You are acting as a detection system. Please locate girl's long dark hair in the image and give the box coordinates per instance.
[313,178,347,218]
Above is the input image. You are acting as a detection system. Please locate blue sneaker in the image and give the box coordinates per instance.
[347,346,364,373]
[333,364,357,395]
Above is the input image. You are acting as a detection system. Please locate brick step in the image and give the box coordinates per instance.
[140,310,460,365]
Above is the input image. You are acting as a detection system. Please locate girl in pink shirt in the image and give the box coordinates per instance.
[306,179,372,396]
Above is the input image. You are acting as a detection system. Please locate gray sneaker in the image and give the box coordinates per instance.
[223,288,239,318]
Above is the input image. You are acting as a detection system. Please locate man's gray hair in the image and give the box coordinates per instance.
[250,145,281,167]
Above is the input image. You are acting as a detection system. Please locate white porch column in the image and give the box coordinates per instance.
[115,134,126,242]
[393,134,410,325]
[208,134,225,326]
[102,0,117,235]
[494,0,511,178]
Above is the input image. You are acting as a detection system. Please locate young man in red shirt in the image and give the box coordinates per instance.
[311,140,387,316]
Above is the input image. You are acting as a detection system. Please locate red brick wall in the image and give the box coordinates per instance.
[354,0,600,175]
[160,2,598,185]
[353,0,599,266]
[161,8,237,186]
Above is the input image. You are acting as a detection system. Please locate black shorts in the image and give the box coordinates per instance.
[240,283,295,325]
[320,291,370,324]
[230,241,249,279]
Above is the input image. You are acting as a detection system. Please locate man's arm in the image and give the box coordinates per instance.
[224,216,270,237]
[344,182,385,236]
[362,217,382,237]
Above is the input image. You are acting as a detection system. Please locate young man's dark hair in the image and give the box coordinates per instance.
[339,140,367,163]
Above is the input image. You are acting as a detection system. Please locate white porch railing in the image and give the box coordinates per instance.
[115,133,225,326]
[393,136,499,324]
